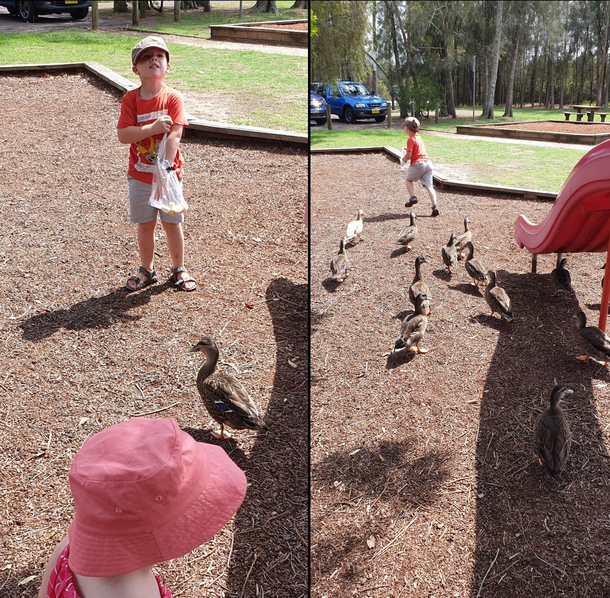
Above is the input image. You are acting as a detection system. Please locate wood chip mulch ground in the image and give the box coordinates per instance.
[311,152,610,597]
[0,72,307,598]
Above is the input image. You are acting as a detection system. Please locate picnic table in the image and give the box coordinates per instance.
[571,105,602,122]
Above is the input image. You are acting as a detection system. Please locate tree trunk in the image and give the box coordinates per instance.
[132,0,139,25]
[250,0,278,13]
[482,0,503,119]
[113,1,129,12]
[530,42,538,108]
[598,2,609,105]
[92,0,98,30]
[291,0,308,7]
[548,53,555,109]
[440,38,456,117]
[503,23,520,117]
[387,1,405,117]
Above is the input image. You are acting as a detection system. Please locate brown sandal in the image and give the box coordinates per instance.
[170,266,197,292]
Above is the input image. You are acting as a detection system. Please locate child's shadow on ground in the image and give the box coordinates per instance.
[19,282,171,341]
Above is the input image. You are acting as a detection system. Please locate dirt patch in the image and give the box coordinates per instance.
[0,72,307,598]
[311,152,610,597]
[478,120,610,134]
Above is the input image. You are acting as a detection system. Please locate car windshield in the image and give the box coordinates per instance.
[339,83,370,96]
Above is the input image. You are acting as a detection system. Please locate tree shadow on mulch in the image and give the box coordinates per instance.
[19,283,172,341]
[312,439,452,585]
[219,277,309,598]
[470,270,610,596]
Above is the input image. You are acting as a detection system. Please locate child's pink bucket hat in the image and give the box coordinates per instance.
[67,417,247,577]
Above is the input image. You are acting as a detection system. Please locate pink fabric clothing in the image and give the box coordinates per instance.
[46,545,173,598]
[117,85,188,185]
[406,133,429,164]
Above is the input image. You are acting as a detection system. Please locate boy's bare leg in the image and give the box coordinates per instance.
[136,220,156,274]
[126,220,157,290]
[424,185,437,207]
[406,179,416,197]
[162,221,196,290]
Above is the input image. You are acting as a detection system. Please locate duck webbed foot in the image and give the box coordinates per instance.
[211,424,232,440]
[575,355,590,362]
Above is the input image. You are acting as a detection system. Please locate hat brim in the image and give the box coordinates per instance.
[68,443,246,577]
[132,46,170,66]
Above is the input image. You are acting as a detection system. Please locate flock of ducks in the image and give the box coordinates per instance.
[328,207,610,483]
[393,214,514,357]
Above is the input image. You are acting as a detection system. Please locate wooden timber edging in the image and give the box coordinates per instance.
[456,121,610,146]
[209,20,307,47]
[0,62,307,147]
[310,145,558,202]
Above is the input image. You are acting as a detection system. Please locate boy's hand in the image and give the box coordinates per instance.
[151,115,174,135]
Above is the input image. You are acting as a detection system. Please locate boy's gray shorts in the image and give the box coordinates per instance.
[128,176,185,224]
[406,160,434,187]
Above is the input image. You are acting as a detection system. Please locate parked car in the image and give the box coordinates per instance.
[309,82,325,96]
[310,90,327,126]
[324,81,388,124]
[0,0,91,22]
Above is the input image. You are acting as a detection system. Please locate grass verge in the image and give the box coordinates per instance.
[310,125,589,193]
[96,0,307,38]
[0,30,307,133]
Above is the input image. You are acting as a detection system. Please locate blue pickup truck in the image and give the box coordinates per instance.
[0,0,91,22]
[323,81,388,124]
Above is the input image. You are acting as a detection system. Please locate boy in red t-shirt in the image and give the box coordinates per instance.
[401,117,439,217]
[117,36,196,291]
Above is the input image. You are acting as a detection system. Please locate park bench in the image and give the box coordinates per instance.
[564,111,584,121]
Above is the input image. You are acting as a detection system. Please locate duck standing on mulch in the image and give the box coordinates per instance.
[118,36,197,292]
[401,117,439,217]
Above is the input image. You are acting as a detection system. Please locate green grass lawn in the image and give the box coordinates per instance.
[96,0,306,38]
[311,106,595,192]
[0,30,307,133]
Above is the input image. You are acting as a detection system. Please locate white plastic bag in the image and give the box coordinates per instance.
[149,134,188,215]
[400,147,410,171]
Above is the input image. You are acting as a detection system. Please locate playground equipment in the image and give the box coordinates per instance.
[514,138,610,330]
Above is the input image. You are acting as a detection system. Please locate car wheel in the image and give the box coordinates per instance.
[17,1,37,22]
[70,7,89,20]
[374,115,386,123]
[344,107,356,124]
[314,118,327,126]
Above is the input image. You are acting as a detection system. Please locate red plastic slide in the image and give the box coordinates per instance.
[514,138,610,254]
[514,138,610,329]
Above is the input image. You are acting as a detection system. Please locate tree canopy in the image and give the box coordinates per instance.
[310,0,610,119]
